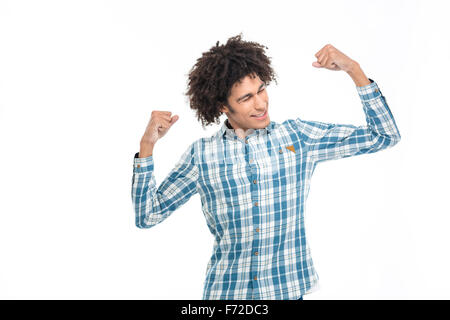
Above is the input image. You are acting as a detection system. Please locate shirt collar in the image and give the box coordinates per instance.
[218,118,277,140]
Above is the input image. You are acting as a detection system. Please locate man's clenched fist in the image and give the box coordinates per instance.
[139,111,179,157]
[312,43,371,87]
[312,44,356,72]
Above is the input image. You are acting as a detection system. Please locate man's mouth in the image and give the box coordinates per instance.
[251,109,268,120]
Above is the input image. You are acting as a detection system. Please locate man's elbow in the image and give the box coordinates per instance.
[390,132,402,146]
[135,221,151,229]
[370,133,401,153]
[381,133,401,151]
[135,215,155,229]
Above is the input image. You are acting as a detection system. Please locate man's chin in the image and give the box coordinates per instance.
[253,115,270,128]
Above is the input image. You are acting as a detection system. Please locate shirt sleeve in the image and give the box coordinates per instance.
[131,142,199,229]
[293,78,401,164]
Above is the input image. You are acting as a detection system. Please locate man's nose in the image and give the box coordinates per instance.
[254,95,266,110]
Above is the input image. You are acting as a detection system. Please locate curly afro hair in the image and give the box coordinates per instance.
[184,33,278,129]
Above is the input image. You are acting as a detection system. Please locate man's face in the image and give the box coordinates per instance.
[220,73,270,133]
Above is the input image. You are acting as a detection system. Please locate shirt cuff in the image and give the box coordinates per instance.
[133,152,154,173]
[356,78,382,101]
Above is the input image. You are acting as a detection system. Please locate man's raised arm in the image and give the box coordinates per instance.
[293,44,401,163]
[131,111,199,229]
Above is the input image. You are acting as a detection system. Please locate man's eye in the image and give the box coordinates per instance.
[242,88,264,102]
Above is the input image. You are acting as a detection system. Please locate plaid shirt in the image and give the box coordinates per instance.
[131,78,401,300]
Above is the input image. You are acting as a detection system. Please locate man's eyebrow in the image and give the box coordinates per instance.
[236,82,266,103]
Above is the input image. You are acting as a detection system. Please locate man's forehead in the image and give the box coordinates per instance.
[233,74,262,90]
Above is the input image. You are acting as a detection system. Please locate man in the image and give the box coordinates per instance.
[131,34,401,300]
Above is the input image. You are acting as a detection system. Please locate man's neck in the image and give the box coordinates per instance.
[225,119,234,129]
[225,119,254,139]
[226,119,247,131]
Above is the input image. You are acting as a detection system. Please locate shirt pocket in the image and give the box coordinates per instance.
[269,141,300,168]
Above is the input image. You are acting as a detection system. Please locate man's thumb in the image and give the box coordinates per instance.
[170,115,179,125]
[312,61,322,68]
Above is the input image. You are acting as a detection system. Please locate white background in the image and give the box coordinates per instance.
[0,0,448,299]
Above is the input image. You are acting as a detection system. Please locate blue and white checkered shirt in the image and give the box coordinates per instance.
[131,78,401,300]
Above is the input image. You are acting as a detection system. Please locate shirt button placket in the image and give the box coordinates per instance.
[247,136,260,299]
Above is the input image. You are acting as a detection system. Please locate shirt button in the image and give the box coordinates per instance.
[253,179,257,184]
[254,202,258,207]
[254,276,258,281]
[255,228,260,232]
[249,159,253,164]
[137,164,141,168]
[254,251,259,256]
[279,149,283,153]
[245,139,248,144]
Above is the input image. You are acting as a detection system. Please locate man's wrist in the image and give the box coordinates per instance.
[346,61,371,87]
[139,143,154,158]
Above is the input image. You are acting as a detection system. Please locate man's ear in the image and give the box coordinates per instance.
[220,105,228,114]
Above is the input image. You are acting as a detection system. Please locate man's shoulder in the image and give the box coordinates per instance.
[281,117,331,132]
[276,117,307,133]
[187,136,214,157]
